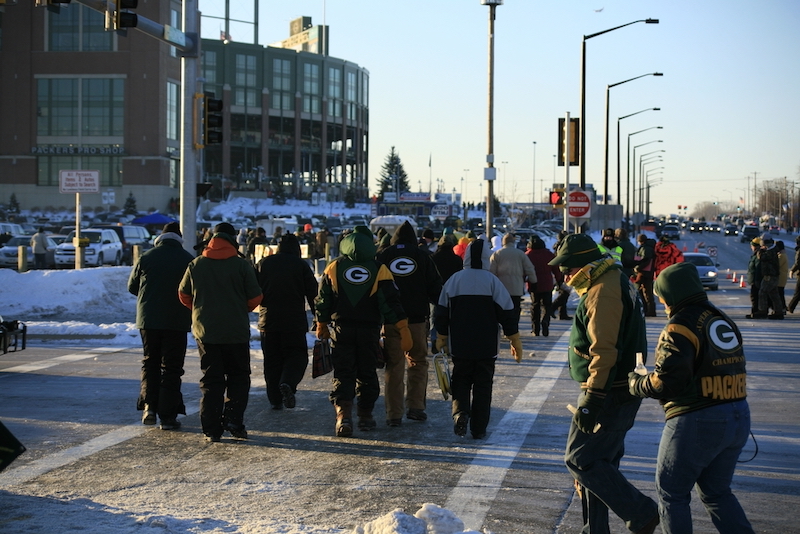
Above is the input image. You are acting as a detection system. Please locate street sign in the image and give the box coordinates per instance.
[430,204,450,220]
[567,190,592,218]
[707,246,718,257]
[59,170,100,193]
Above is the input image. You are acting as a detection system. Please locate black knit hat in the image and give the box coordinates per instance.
[162,221,181,236]
[213,222,236,237]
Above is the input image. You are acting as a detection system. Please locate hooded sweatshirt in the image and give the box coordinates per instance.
[315,231,406,328]
[637,262,748,419]
[434,239,517,359]
[376,221,442,323]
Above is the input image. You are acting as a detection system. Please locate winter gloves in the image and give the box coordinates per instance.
[574,390,604,434]
[395,319,413,352]
[435,334,448,353]
[316,322,330,340]
[507,333,523,362]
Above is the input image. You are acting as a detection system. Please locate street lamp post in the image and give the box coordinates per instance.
[639,159,664,216]
[618,109,659,210]
[603,74,662,204]
[532,141,537,205]
[631,141,663,225]
[481,0,502,232]
[623,124,661,222]
[579,18,659,189]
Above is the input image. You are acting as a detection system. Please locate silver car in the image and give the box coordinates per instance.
[0,235,57,269]
[682,252,719,291]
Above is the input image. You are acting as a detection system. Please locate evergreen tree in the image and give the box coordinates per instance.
[378,146,410,200]
[8,193,20,214]
[271,179,287,205]
[123,192,137,215]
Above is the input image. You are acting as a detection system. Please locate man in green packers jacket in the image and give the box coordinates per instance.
[179,222,263,443]
[315,226,412,438]
[549,233,659,534]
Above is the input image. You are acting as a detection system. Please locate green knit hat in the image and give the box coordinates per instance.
[654,262,707,307]
[548,233,603,268]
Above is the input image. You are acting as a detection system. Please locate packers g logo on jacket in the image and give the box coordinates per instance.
[389,257,417,277]
[344,266,372,284]
[707,318,739,351]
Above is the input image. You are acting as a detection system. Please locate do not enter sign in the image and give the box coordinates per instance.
[567,190,592,218]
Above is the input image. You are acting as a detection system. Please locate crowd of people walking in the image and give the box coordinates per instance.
[126,219,761,534]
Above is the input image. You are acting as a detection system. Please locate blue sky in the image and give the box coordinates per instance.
[198,0,800,218]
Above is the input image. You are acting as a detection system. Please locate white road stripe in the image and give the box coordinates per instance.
[444,333,569,531]
[0,347,132,377]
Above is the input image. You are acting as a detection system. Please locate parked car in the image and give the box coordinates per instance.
[92,224,153,265]
[661,224,681,240]
[54,229,122,268]
[0,235,57,269]
[682,252,719,291]
[739,225,761,243]
[724,225,739,236]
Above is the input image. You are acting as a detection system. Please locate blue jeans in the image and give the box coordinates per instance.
[565,389,658,534]
[656,400,754,534]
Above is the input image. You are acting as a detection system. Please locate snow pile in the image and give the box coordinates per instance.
[353,504,483,534]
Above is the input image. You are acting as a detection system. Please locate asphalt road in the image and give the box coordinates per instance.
[1,229,799,533]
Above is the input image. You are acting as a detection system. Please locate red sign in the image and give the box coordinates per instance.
[567,190,592,218]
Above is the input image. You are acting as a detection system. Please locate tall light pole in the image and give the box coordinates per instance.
[603,73,662,204]
[579,18,659,189]
[501,161,509,202]
[532,141,537,205]
[623,123,661,222]
[463,169,470,212]
[481,0,502,232]
[639,158,664,215]
[632,141,663,225]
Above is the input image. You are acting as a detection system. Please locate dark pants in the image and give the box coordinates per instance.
[451,356,496,437]
[749,283,760,315]
[329,324,381,410]
[33,253,47,270]
[636,272,656,317]
[260,330,309,407]
[789,282,800,313]
[565,389,658,534]
[510,295,522,329]
[138,329,188,419]
[758,276,782,317]
[530,290,553,335]
[197,341,251,436]
[551,287,571,319]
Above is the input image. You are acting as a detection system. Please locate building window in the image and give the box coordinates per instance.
[234,53,257,107]
[346,71,357,121]
[169,9,181,57]
[166,82,179,140]
[49,6,113,52]
[38,79,79,136]
[203,50,217,85]
[303,63,320,114]
[271,58,292,111]
[82,78,124,136]
[328,67,342,118]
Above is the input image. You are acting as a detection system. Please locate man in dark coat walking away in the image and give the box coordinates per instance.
[179,222,263,442]
[434,239,523,440]
[377,221,442,426]
[635,234,658,317]
[127,222,194,430]
[256,233,318,410]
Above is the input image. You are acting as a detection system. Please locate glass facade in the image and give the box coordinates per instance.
[234,54,257,107]
[166,82,179,141]
[303,63,320,114]
[48,6,112,52]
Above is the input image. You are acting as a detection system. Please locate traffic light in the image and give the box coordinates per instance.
[203,94,223,145]
[549,189,565,207]
[115,0,138,29]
